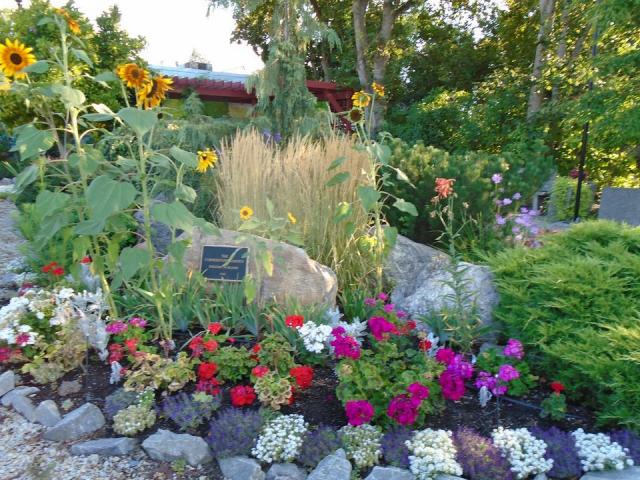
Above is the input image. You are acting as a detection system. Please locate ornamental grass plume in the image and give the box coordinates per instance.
[453,427,514,480]
[530,426,581,479]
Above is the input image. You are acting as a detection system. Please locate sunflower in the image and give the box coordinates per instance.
[137,75,173,109]
[0,39,36,79]
[348,108,364,124]
[196,148,217,173]
[239,206,254,221]
[287,212,297,224]
[54,8,81,34]
[372,82,385,97]
[116,63,150,90]
[351,90,371,108]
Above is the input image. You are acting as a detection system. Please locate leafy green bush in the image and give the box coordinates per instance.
[488,221,640,430]
[548,176,594,221]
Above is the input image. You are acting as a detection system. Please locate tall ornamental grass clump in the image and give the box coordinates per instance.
[215,130,372,289]
[488,221,640,430]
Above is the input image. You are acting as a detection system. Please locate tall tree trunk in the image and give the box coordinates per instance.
[370,0,397,130]
[352,0,370,88]
[551,0,569,102]
[527,0,556,120]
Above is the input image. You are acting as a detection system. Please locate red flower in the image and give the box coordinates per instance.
[203,339,219,353]
[196,377,221,396]
[550,381,565,394]
[230,385,256,407]
[285,315,304,328]
[406,320,417,330]
[290,365,314,390]
[189,336,204,357]
[288,386,295,405]
[52,267,65,276]
[252,365,269,378]
[419,339,432,352]
[208,322,223,335]
[252,344,261,354]
[227,337,236,343]
[435,178,455,200]
[124,338,138,354]
[80,256,92,264]
[108,343,124,363]
[42,261,57,273]
[198,362,218,380]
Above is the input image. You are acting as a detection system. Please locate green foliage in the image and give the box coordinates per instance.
[549,176,594,221]
[475,347,538,397]
[123,352,195,393]
[540,393,567,421]
[257,333,296,376]
[207,345,257,383]
[488,221,640,430]
[254,371,293,410]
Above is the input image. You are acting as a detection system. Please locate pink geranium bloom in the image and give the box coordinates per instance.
[387,394,420,425]
[449,354,474,379]
[440,370,466,401]
[407,383,430,401]
[106,321,128,335]
[435,348,456,365]
[368,316,397,341]
[503,339,524,360]
[345,400,374,426]
[331,328,361,359]
[383,303,395,313]
[364,297,377,307]
[128,317,147,328]
[378,292,389,302]
[498,364,520,382]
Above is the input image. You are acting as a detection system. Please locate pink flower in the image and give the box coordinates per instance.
[330,328,361,359]
[503,339,524,360]
[498,364,520,382]
[407,383,430,401]
[15,332,31,346]
[439,370,465,401]
[387,394,420,425]
[475,371,497,390]
[383,303,395,313]
[396,310,407,319]
[128,317,147,328]
[368,316,397,341]
[435,348,456,365]
[449,354,474,379]
[378,292,389,302]
[345,400,374,426]
[364,297,377,307]
[491,173,503,184]
[106,321,128,335]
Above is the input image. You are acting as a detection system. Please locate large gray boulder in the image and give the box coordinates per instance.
[580,467,640,480]
[385,234,498,326]
[11,394,36,422]
[0,370,15,397]
[180,228,338,306]
[219,456,265,480]
[307,449,351,480]
[35,400,62,427]
[266,463,307,480]
[1,386,39,407]
[43,402,105,441]
[71,437,138,456]
[365,466,413,480]
[142,429,212,467]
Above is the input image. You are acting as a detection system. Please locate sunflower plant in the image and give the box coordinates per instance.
[4,10,218,339]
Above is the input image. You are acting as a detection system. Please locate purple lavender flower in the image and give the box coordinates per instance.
[453,428,514,480]
[381,426,412,468]
[297,426,341,468]
[207,408,264,458]
[491,173,503,184]
[502,198,513,206]
[495,214,507,226]
[498,364,520,382]
[531,427,582,479]
[161,392,220,433]
[609,430,640,463]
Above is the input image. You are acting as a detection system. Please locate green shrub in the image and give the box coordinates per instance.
[548,176,594,221]
[488,221,640,430]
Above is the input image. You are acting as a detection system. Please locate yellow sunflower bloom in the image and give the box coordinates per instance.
[239,206,254,221]
[137,75,173,109]
[348,108,364,124]
[351,90,371,108]
[287,212,297,224]
[372,82,385,97]
[0,39,36,79]
[116,63,150,90]
[54,8,81,34]
[196,148,217,173]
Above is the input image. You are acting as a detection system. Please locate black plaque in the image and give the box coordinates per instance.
[200,245,248,281]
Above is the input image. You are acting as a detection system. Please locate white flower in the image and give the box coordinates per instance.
[406,429,463,479]
[572,429,634,472]
[492,427,553,479]
[298,321,333,353]
[252,415,308,463]
[56,287,75,300]
[340,424,382,469]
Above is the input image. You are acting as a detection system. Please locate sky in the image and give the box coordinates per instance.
[0,0,264,73]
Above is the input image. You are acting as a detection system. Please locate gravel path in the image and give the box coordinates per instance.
[0,407,210,480]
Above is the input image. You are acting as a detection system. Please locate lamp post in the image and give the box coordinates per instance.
[15,0,23,9]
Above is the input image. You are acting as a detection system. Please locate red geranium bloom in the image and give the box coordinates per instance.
[124,338,138,354]
[288,386,295,405]
[108,343,124,363]
[285,315,304,328]
[230,385,256,407]
[203,339,219,352]
[252,365,269,378]
[198,362,218,380]
[42,261,57,273]
[227,337,236,343]
[196,377,221,396]
[80,256,92,264]
[252,344,261,354]
[419,339,432,352]
[189,336,204,357]
[52,266,65,276]
[207,322,223,335]
[550,381,565,394]
[290,365,314,390]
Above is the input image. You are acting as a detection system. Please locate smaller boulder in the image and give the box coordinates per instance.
[307,449,351,480]
[43,403,105,442]
[0,370,15,397]
[11,394,36,422]
[71,438,138,456]
[35,400,62,427]
[142,429,212,467]
[365,466,413,480]
[266,463,307,480]
[219,456,265,480]
[580,467,640,480]
[1,386,39,407]
[58,379,82,396]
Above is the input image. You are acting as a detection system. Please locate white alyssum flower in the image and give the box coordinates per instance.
[340,424,382,469]
[252,414,308,463]
[492,427,553,479]
[406,429,463,479]
[298,321,333,353]
[572,429,634,471]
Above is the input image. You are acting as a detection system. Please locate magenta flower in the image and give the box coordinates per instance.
[364,297,377,307]
[129,317,147,329]
[368,316,397,341]
[345,400,374,426]
[498,364,520,382]
[15,332,31,346]
[503,339,524,360]
[387,394,420,425]
[435,348,456,365]
[407,383,430,401]
[493,385,508,396]
[449,354,474,379]
[331,328,361,359]
[383,303,396,313]
[440,370,465,401]
[106,321,128,335]
[491,173,503,184]
[396,310,408,319]
[378,292,389,302]
[475,371,497,390]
